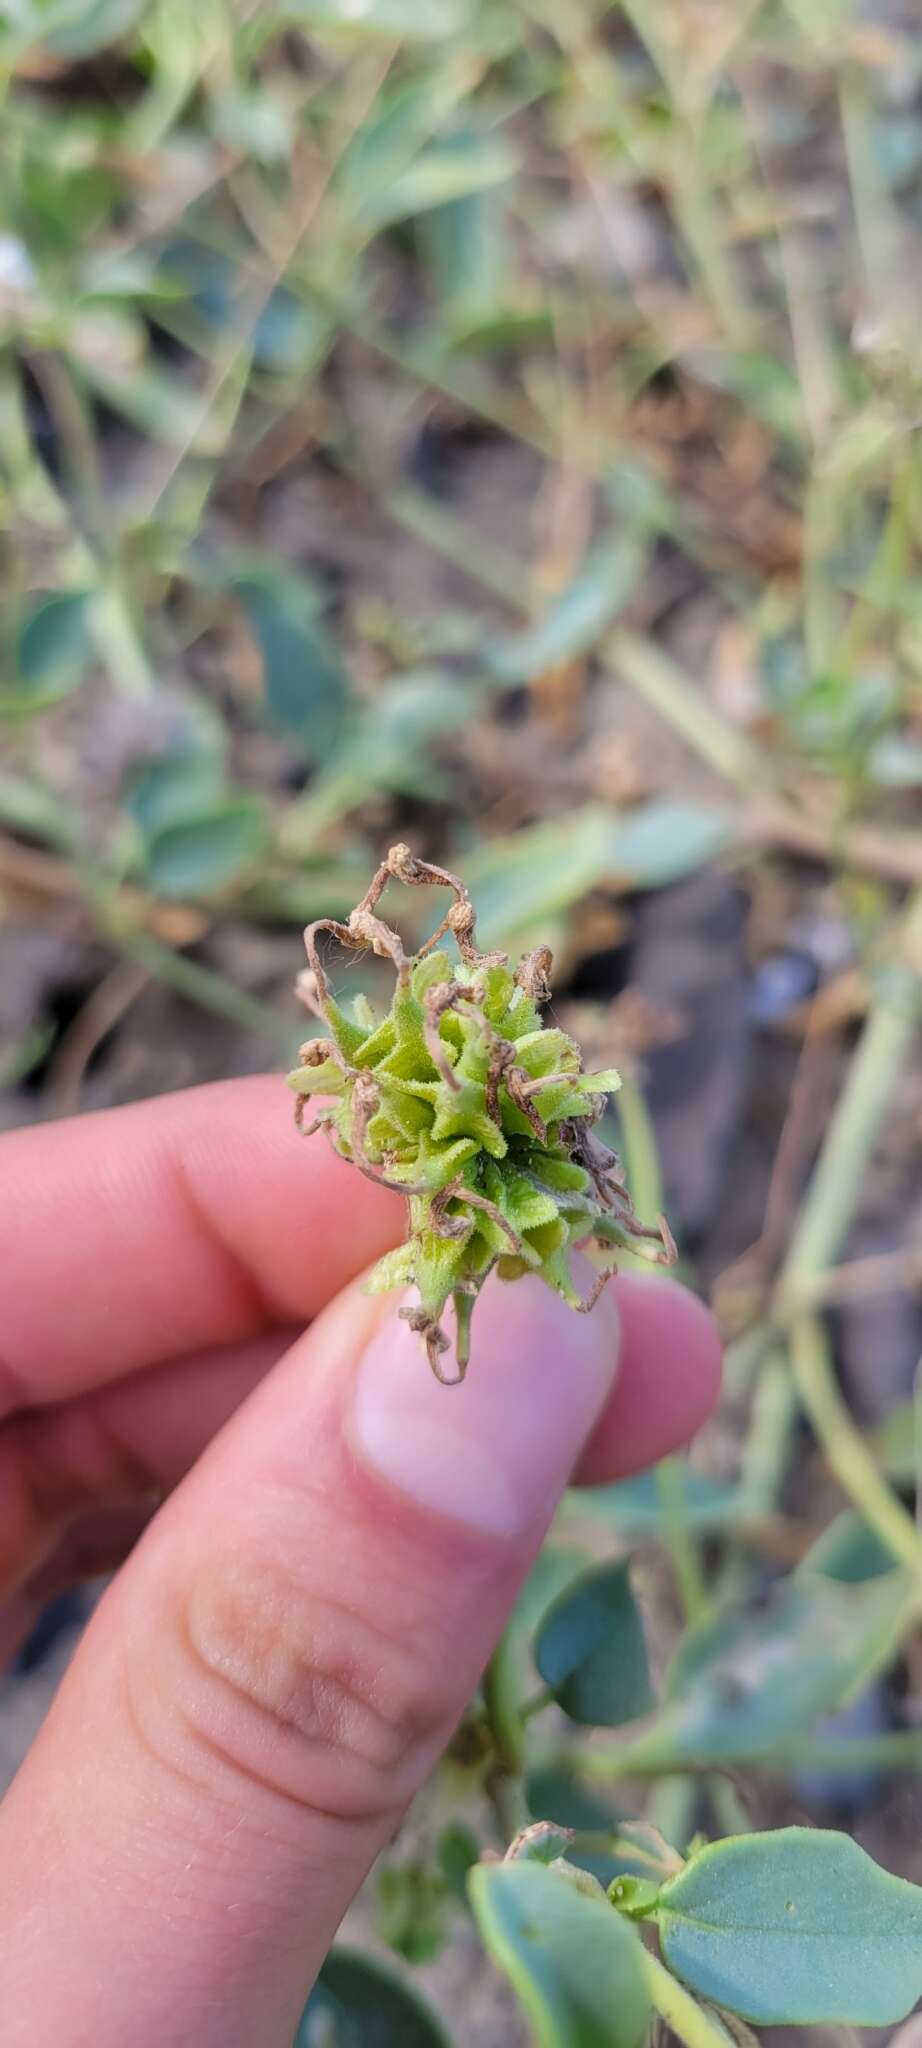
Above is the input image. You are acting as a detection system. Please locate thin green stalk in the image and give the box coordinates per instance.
[488,1769,530,1847]
[707,1775,751,1839]
[742,887,922,1516]
[615,1072,664,1223]
[116,931,297,1047]
[616,1076,709,1621]
[735,1347,797,1516]
[610,631,762,789]
[519,1686,554,1723]
[384,485,534,612]
[643,1951,736,2048]
[781,891,922,1292]
[644,1775,698,1855]
[839,64,902,321]
[89,584,155,697]
[655,1460,710,1624]
[779,1727,922,1775]
[790,1315,922,1575]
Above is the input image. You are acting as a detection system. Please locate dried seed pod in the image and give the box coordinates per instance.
[287,848,672,1382]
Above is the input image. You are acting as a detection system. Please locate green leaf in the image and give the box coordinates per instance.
[619,1569,915,1772]
[534,1559,654,1727]
[377,1860,450,1965]
[416,179,505,326]
[233,571,350,760]
[0,770,78,851]
[799,1508,900,1584]
[525,1765,626,1888]
[277,0,470,36]
[126,753,226,841]
[605,801,732,890]
[470,1859,651,2048]
[8,591,92,710]
[486,540,645,686]
[455,800,730,955]
[485,1547,589,1771]
[868,731,922,788]
[460,808,617,951]
[873,1397,918,1486]
[506,1822,576,1865]
[41,0,147,59]
[364,139,519,230]
[143,796,268,899]
[282,673,473,848]
[437,1822,479,1905]
[656,1827,922,2025]
[295,1947,450,2046]
[570,1469,741,1539]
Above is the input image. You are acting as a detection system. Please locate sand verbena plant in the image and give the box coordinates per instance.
[287,847,673,1382]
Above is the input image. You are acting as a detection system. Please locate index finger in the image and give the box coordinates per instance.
[0,1077,401,1416]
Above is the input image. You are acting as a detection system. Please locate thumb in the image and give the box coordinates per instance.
[0,1269,619,2048]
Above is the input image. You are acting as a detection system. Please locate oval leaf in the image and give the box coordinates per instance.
[126,752,226,840]
[486,539,644,686]
[470,1859,651,2048]
[657,1827,922,2026]
[10,591,92,710]
[620,1568,914,1771]
[234,571,350,761]
[534,1559,654,1727]
[605,801,732,890]
[143,796,267,898]
[295,1947,449,2046]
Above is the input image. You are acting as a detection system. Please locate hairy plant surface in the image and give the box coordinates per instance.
[288,846,672,1381]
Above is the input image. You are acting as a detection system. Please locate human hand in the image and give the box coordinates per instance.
[0,1076,721,2047]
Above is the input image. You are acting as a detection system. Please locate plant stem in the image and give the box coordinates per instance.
[645,1775,698,1855]
[610,631,762,790]
[615,1074,709,1621]
[117,931,297,1046]
[487,1769,530,1847]
[790,1315,922,1574]
[643,1951,736,2047]
[780,1727,922,1774]
[780,894,922,1294]
[519,1686,554,1723]
[746,885,922,1514]
[735,1348,795,1516]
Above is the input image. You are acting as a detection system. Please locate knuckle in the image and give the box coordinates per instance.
[133,1517,444,1827]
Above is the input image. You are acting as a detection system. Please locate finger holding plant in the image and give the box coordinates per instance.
[287,844,673,1382]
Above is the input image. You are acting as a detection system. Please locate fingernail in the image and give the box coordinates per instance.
[350,1271,619,1537]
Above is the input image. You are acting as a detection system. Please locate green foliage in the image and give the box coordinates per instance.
[295,1948,449,2046]
[5,3,922,2038]
[534,1559,654,1728]
[9,591,93,711]
[655,1828,922,2026]
[288,846,670,1378]
[615,1569,915,1773]
[469,1859,651,2048]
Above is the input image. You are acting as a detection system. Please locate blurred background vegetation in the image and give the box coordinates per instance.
[3,0,922,2040]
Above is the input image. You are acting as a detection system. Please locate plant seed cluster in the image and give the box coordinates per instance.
[288,846,672,1381]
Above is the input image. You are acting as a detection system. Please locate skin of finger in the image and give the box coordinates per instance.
[0,1271,721,1676]
[0,1330,297,1602]
[0,1076,401,1417]
[0,1276,622,2048]
[0,1270,719,2047]
[0,1271,720,1614]
[574,1273,723,1483]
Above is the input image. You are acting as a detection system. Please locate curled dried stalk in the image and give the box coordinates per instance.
[287,847,673,1381]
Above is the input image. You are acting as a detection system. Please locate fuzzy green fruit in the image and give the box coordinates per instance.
[288,845,672,1381]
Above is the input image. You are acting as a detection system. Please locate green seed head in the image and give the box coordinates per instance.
[287,845,673,1382]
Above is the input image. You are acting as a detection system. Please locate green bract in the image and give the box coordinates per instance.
[287,846,672,1381]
